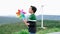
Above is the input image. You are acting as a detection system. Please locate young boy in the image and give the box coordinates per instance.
[23,6,37,34]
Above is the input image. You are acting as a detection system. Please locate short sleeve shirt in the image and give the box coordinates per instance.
[28,14,36,21]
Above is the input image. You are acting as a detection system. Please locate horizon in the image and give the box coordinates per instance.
[0,15,60,20]
[0,14,60,17]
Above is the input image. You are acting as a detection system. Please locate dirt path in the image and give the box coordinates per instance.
[47,32,60,34]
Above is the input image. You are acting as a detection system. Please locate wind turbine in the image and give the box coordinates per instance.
[41,5,46,29]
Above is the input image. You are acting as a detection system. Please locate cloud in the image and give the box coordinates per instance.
[0,0,60,16]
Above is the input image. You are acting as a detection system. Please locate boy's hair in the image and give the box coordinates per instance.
[31,6,37,13]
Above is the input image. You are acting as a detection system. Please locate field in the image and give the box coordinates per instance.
[0,20,60,34]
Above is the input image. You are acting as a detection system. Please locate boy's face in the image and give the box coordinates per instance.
[29,7,33,14]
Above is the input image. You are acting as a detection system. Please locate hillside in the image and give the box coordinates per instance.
[0,16,20,24]
[37,15,60,20]
[0,15,60,24]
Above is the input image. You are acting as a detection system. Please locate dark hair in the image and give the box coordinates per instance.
[31,6,37,13]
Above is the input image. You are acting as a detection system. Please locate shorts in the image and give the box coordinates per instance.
[30,32,36,34]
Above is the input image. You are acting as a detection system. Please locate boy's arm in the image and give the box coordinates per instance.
[23,19,29,26]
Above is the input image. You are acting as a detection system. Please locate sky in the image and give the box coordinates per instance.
[0,0,60,16]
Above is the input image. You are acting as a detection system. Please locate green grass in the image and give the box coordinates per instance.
[0,20,60,34]
[37,28,60,34]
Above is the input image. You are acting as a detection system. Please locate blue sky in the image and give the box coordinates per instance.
[0,0,60,16]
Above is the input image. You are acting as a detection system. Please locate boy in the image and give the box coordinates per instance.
[23,6,37,34]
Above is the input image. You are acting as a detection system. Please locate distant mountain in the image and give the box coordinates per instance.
[0,15,60,24]
[37,15,60,20]
[0,16,20,24]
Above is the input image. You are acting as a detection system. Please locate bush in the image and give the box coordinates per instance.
[13,29,29,34]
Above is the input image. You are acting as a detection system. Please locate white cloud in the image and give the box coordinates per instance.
[43,0,60,15]
[0,0,60,16]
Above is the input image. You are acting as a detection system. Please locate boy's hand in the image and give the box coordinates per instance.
[23,19,30,26]
[26,23,30,26]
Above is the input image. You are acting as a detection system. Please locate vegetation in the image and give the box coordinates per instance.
[0,20,60,34]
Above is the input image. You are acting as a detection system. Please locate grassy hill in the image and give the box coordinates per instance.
[0,20,60,34]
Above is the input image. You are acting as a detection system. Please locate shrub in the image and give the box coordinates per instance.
[13,29,29,34]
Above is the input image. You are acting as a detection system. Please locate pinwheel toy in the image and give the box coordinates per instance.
[16,9,26,20]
